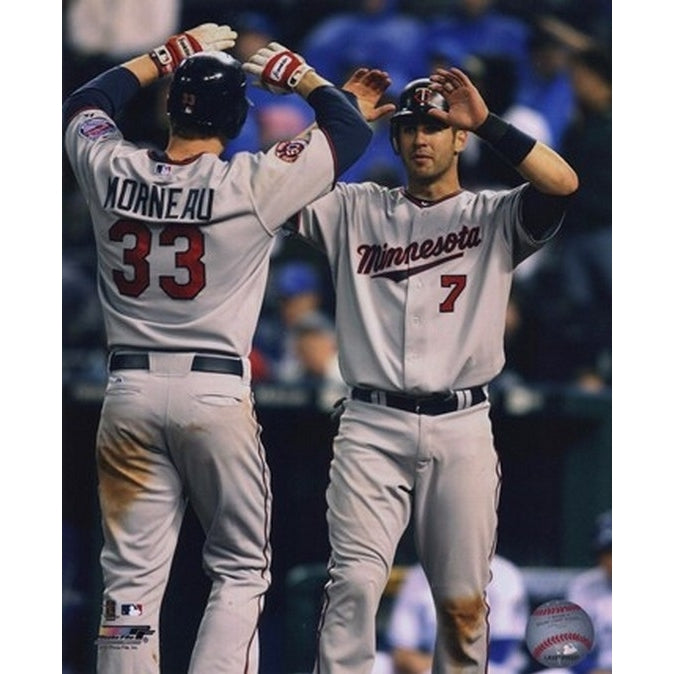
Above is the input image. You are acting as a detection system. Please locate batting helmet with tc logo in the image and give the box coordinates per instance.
[389,78,450,153]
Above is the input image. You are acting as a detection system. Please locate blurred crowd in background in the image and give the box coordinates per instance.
[62,0,611,403]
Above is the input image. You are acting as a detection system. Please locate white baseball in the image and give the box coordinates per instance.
[525,599,595,668]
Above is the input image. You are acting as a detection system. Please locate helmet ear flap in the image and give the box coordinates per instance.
[389,123,400,155]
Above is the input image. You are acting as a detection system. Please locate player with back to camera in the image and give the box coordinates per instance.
[286,66,578,673]
[62,20,384,673]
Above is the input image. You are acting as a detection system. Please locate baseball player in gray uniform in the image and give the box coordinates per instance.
[62,22,379,673]
[288,67,579,673]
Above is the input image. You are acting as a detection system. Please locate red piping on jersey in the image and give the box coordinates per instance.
[403,188,464,207]
[313,556,337,674]
[483,458,502,674]
[315,126,339,189]
[242,395,273,674]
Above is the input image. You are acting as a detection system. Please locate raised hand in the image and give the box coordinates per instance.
[243,42,315,95]
[149,24,237,77]
[427,67,489,131]
[341,68,396,123]
[184,23,238,53]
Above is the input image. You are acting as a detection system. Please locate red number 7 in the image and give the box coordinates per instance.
[439,274,466,313]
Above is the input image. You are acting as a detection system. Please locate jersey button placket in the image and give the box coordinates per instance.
[404,211,427,388]
[404,276,425,387]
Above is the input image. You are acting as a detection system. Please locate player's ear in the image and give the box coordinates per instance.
[453,129,468,154]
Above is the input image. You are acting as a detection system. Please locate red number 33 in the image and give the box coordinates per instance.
[109,219,206,299]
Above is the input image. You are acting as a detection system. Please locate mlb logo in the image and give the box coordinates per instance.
[155,164,172,175]
[121,603,143,616]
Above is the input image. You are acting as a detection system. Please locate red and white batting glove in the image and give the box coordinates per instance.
[242,42,315,94]
[149,23,238,77]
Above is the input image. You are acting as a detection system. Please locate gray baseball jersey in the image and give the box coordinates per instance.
[65,108,334,380]
[293,180,551,392]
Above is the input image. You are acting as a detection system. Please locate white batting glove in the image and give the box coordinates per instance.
[149,23,238,77]
[242,42,315,94]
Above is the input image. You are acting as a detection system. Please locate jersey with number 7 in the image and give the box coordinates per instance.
[291,180,551,394]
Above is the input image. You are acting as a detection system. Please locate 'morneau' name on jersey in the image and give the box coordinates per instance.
[104,177,214,221]
[357,225,481,278]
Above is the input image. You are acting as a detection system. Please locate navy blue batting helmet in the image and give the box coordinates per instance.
[167,52,249,139]
[389,78,450,153]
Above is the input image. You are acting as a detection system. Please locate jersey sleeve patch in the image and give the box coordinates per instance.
[77,114,117,141]
[274,138,309,163]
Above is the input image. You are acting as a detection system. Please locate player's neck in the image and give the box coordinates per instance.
[165,136,225,161]
[406,174,462,202]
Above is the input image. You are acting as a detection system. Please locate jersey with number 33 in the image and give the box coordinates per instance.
[64,108,334,360]
[292,181,558,393]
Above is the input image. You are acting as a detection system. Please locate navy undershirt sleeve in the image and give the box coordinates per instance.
[63,66,141,130]
[521,183,576,240]
[307,86,372,177]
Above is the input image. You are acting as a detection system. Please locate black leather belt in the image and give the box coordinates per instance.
[351,385,487,416]
[109,352,243,377]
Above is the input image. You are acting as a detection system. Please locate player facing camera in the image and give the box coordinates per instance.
[166,52,250,141]
[389,78,453,153]
[287,64,578,672]
[388,77,469,190]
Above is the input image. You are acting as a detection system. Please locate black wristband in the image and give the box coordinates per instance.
[475,113,536,166]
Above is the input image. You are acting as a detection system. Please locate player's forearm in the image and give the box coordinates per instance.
[516,142,579,195]
[475,113,578,196]
[306,86,373,177]
[121,53,163,88]
[293,70,335,99]
[62,65,141,128]
[63,46,167,127]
